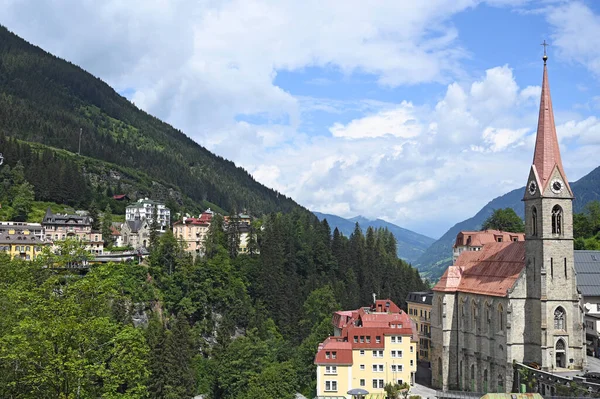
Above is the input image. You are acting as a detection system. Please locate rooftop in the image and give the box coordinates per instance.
[435,241,525,297]
[575,250,600,297]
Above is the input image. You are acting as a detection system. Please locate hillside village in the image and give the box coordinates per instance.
[0,197,257,264]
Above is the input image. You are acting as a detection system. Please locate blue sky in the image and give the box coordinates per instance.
[3,0,600,239]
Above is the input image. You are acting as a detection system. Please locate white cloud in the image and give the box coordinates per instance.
[547,2,600,76]
[329,102,423,139]
[2,0,600,238]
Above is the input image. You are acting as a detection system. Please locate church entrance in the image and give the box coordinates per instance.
[555,339,566,368]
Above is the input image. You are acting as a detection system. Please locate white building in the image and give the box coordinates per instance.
[125,198,170,231]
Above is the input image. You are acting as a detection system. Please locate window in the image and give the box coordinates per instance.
[372,350,383,358]
[359,350,365,356]
[410,360,414,366]
[332,351,337,359]
[325,351,330,359]
[552,205,563,235]
[360,364,365,370]
[554,307,566,330]
[391,350,402,358]
[372,379,384,389]
[360,336,364,343]
[391,364,403,372]
[354,336,358,343]
[410,346,414,353]
[498,305,504,331]
[438,299,443,325]
[376,336,381,343]
[564,258,567,279]
[391,336,402,344]
[325,381,337,392]
[325,366,337,374]
[372,364,384,372]
[366,336,371,343]
[360,379,365,387]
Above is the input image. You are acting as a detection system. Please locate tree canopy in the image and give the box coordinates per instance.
[481,208,525,233]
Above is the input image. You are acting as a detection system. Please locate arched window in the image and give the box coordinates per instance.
[531,206,538,236]
[554,307,566,330]
[470,364,476,391]
[552,205,563,235]
[471,301,477,330]
[498,304,504,331]
[483,369,489,393]
[498,374,504,393]
[556,339,565,351]
[438,298,443,326]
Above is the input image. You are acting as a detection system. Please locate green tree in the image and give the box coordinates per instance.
[149,205,160,249]
[10,181,34,221]
[102,204,114,247]
[89,200,101,230]
[481,208,525,232]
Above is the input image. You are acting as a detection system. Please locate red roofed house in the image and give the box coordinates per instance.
[315,298,418,398]
[431,54,584,394]
[172,209,214,257]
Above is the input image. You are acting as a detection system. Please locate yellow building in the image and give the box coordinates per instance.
[315,299,418,398]
[0,227,50,260]
[406,291,433,363]
[173,211,214,257]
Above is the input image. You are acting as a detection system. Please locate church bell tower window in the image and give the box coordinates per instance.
[551,205,563,235]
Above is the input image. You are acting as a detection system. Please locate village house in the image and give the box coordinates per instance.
[126,198,170,231]
[406,291,433,364]
[173,210,214,256]
[42,208,104,255]
[0,226,50,260]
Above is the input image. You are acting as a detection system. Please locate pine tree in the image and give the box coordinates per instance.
[88,201,101,231]
[101,204,113,247]
[149,205,160,250]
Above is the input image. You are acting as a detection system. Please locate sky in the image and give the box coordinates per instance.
[2,0,600,239]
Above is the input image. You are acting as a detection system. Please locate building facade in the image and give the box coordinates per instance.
[406,291,433,363]
[574,250,600,357]
[315,299,418,398]
[173,210,214,256]
[431,55,585,393]
[126,198,170,231]
[120,219,152,249]
[42,208,104,254]
[0,227,50,260]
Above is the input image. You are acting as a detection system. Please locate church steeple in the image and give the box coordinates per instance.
[531,50,570,193]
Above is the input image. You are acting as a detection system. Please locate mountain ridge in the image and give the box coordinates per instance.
[415,164,600,280]
[0,24,305,217]
[313,211,435,263]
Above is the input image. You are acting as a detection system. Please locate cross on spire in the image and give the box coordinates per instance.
[541,40,549,63]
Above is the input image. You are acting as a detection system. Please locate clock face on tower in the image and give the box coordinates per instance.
[528,181,537,195]
[551,179,564,194]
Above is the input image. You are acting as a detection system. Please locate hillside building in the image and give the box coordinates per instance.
[406,291,433,363]
[315,299,418,398]
[0,227,50,260]
[431,54,585,393]
[0,222,44,239]
[42,208,104,255]
[126,198,170,231]
[173,210,214,256]
[120,219,153,250]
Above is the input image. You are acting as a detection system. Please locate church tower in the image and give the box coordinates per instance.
[523,49,584,370]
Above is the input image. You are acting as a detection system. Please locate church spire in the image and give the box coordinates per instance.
[531,46,570,192]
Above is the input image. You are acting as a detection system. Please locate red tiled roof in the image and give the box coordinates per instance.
[434,241,525,297]
[173,213,213,226]
[454,230,525,248]
[314,337,353,365]
[112,194,128,200]
[110,226,121,236]
[532,60,571,193]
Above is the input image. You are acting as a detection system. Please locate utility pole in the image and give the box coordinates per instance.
[78,128,82,155]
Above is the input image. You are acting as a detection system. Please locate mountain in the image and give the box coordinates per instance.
[313,212,435,263]
[0,25,304,216]
[415,164,600,280]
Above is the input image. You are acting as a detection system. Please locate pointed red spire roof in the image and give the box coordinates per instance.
[532,56,569,191]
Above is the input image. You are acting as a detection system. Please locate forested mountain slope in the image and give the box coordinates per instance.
[0,25,301,215]
[415,164,600,280]
[313,212,435,263]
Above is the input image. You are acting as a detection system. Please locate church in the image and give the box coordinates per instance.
[431,52,585,393]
